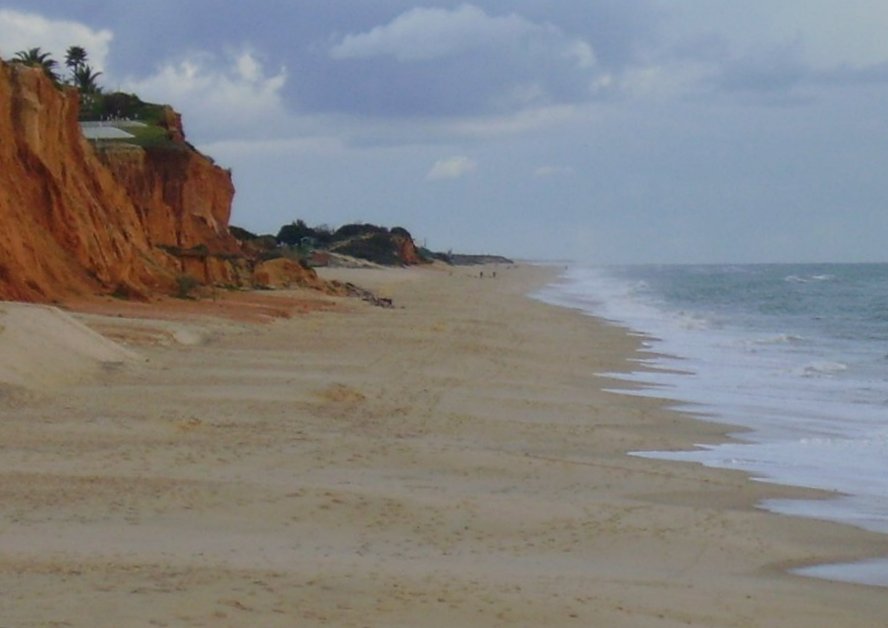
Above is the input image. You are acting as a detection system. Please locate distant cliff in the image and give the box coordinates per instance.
[0,59,318,302]
[269,221,429,267]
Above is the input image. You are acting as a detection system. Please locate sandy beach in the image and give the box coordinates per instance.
[1,264,888,627]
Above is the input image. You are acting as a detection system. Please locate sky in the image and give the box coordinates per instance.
[2,1,887,263]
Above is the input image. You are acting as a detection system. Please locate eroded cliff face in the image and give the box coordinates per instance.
[0,60,324,302]
[0,61,166,301]
[393,232,423,265]
[97,112,238,255]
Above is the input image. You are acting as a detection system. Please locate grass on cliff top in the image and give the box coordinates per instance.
[90,125,182,150]
[79,92,166,125]
[125,125,179,148]
[82,92,185,149]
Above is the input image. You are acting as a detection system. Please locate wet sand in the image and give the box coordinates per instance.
[1,265,887,627]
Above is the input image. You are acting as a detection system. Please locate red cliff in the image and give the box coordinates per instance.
[0,60,167,301]
[97,106,239,256]
[0,59,320,302]
[392,230,423,265]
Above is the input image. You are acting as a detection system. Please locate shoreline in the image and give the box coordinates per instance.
[536,263,888,588]
[1,264,887,626]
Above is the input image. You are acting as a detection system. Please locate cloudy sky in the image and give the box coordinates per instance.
[2,2,887,263]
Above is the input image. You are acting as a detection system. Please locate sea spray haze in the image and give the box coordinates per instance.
[537,263,888,585]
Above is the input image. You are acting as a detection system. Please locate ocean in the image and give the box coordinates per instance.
[535,263,888,586]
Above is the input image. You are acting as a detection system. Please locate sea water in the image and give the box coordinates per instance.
[535,263,888,586]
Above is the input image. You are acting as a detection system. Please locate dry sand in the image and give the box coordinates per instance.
[1,265,887,627]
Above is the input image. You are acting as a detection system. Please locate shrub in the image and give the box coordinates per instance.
[334,232,402,265]
[332,223,388,241]
[276,220,311,245]
[229,225,259,241]
[175,274,200,299]
[97,92,165,123]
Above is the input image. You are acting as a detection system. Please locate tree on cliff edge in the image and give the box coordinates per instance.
[65,46,87,72]
[63,46,102,94]
[72,64,102,94]
[12,47,59,83]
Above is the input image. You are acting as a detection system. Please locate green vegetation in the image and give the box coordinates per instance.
[82,92,185,149]
[64,45,101,95]
[126,123,180,148]
[71,64,102,94]
[275,220,402,248]
[12,47,60,83]
[6,45,177,149]
[333,223,387,240]
[234,219,431,267]
[234,219,513,268]
[229,226,259,241]
[276,220,333,247]
[86,91,166,123]
[174,274,200,299]
[111,283,136,300]
[80,92,181,149]
[10,45,100,92]
[64,46,87,71]
[334,232,405,266]
[158,244,210,259]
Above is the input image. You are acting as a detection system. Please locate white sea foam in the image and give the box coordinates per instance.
[795,559,888,587]
[752,333,806,345]
[534,263,888,587]
[785,273,835,283]
[796,361,849,377]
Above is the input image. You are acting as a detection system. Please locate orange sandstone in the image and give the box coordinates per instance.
[0,60,331,302]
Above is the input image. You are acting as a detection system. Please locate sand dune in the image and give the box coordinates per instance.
[0,303,138,390]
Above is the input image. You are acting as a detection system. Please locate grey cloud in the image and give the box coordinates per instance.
[814,61,888,85]
[509,0,664,69]
[5,1,661,119]
[2,0,420,77]
[709,43,809,94]
[329,4,593,66]
[316,4,606,117]
[675,24,888,105]
[702,44,888,106]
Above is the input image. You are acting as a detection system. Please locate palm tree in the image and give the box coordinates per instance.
[13,47,59,83]
[65,46,87,72]
[72,64,102,94]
